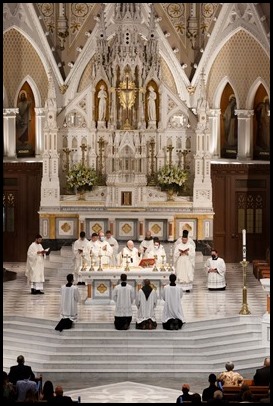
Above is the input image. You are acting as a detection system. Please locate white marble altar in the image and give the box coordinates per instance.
[79,267,173,304]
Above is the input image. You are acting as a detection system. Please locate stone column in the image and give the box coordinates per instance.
[235,109,254,160]
[208,109,221,158]
[168,219,174,241]
[34,107,45,157]
[3,108,18,158]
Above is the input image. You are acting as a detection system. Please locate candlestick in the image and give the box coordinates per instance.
[124,254,130,272]
[152,255,158,272]
[97,250,103,271]
[239,259,251,315]
[242,229,246,246]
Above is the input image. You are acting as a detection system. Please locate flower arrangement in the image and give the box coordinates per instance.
[66,163,98,192]
[156,164,188,193]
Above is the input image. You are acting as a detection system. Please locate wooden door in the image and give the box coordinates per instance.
[3,163,42,262]
[211,164,270,263]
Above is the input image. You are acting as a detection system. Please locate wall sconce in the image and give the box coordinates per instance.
[85,31,91,37]
[182,64,187,69]
[68,62,74,68]
[76,46,83,52]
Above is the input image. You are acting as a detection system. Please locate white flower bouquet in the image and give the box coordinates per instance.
[66,163,98,192]
[157,164,188,193]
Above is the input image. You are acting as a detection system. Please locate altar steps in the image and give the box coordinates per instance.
[3,315,267,375]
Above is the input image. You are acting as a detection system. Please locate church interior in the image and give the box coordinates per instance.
[3,3,270,402]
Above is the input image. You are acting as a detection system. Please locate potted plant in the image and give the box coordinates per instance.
[156,164,188,200]
[66,163,98,198]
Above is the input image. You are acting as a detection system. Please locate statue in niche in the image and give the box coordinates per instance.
[147,86,157,121]
[98,84,107,121]
[223,94,237,146]
[16,91,31,145]
[255,96,270,151]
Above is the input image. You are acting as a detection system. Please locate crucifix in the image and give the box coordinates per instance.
[80,143,87,165]
[116,69,138,130]
[62,147,71,172]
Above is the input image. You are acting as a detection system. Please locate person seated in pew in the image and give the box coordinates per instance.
[253,357,270,386]
[217,361,244,386]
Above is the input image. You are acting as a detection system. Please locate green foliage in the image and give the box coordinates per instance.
[66,163,98,192]
[157,164,188,193]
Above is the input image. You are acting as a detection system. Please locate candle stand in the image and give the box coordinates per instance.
[239,259,251,315]
[97,252,103,272]
[152,255,158,272]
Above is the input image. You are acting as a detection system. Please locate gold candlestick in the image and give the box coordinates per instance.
[160,255,166,272]
[90,251,95,272]
[124,254,130,272]
[97,251,103,272]
[239,259,251,315]
[152,255,158,272]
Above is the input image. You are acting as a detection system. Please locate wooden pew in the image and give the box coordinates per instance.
[222,384,269,402]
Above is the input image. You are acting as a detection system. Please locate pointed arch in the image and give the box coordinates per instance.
[246,78,270,109]
[4,26,51,81]
[14,76,42,108]
[212,76,239,109]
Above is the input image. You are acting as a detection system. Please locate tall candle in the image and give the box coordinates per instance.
[242,229,246,245]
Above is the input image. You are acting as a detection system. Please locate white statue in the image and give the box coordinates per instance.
[98,85,107,121]
[147,86,157,121]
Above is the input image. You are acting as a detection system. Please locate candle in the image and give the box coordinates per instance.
[242,229,246,246]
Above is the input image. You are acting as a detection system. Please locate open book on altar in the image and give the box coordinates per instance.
[139,258,155,268]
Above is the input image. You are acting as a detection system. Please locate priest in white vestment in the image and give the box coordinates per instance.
[162,273,184,330]
[105,230,119,266]
[97,231,113,266]
[145,237,166,268]
[117,240,140,267]
[55,273,81,332]
[174,229,196,250]
[135,279,157,329]
[25,234,46,294]
[72,231,91,285]
[89,232,100,265]
[138,230,154,258]
[205,249,226,290]
[112,273,134,330]
[174,230,196,292]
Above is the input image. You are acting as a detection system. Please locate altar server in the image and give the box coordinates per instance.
[112,273,134,330]
[162,273,184,330]
[205,249,226,290]
[135,279,157,329]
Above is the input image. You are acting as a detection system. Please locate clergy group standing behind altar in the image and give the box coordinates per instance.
[70,230,198,290]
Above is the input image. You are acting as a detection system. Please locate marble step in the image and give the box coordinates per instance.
[4,343,265,362]
[3,335,263,355]
[3,320,262,338]
[3,356,268,374]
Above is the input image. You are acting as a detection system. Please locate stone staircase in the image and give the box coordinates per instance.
[3,314,267,379]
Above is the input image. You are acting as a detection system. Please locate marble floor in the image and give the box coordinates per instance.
[3,260,269,403]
